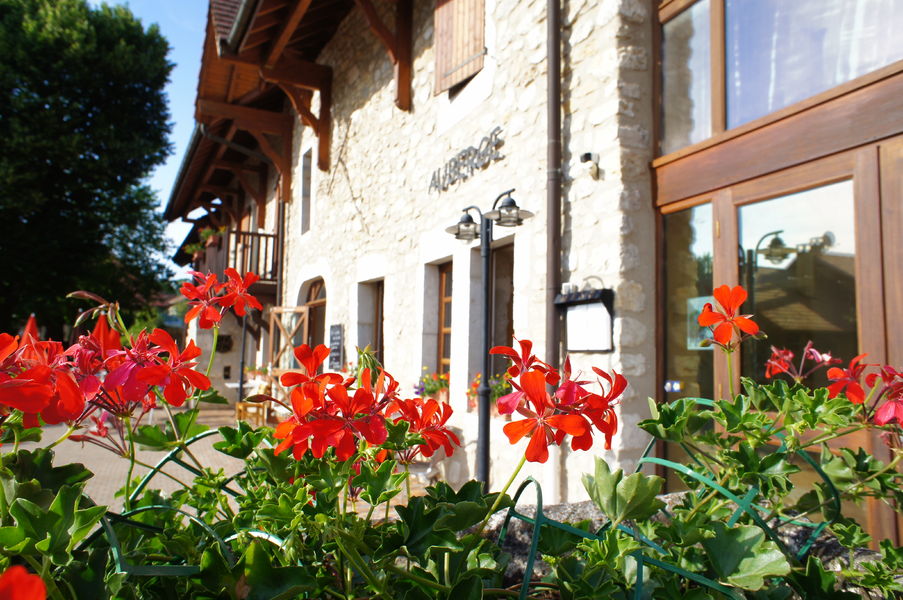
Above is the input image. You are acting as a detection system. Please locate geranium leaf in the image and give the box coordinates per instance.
[701,523,790,590]
[582,457,664,527]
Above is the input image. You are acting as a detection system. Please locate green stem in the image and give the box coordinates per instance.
[124,415,136,511]
[206,326,219,379]
[483,588,520,597]
[24,556,64,600]
[404,463,411,500]
[12,426,20,454]
[130,458,193,490]
[476,454,527,537]
[385,564,448,592]
[684,471,732,523]
[799,424,867,450]
[726,349,735,400]
[46,425,77,450]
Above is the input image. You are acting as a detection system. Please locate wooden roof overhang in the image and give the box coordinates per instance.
[166,0,413,227]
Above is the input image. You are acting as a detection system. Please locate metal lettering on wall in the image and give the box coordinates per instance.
[429,127,504,192]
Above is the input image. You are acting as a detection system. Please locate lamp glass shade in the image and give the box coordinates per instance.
[445,213,480,241]
[486,196,533,227]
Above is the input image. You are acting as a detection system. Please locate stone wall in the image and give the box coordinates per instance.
[278,0,656,502]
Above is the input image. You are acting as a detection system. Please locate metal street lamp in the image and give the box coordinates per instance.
[446,189,533,490]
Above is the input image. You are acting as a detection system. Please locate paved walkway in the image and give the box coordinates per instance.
[21,405,243,510]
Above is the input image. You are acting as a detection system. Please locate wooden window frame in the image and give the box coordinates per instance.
[373,280,385,364]
[437,262,453,375]
[656,0,903,168]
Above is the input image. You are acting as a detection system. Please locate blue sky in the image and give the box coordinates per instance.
[89,0,209,273]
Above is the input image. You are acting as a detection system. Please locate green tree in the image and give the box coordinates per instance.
[0,0,173,337]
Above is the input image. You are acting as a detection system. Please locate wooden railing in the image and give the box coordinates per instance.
[229,231,278,282]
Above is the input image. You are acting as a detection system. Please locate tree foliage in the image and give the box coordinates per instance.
[0,0,173,337]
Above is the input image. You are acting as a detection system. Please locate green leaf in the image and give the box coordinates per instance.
[638,397,711,443]
[213,422,266,459]
[195,387,229,404]
[701,523,790,590]
[243,540,316,599]
[538,520,594,556]
[1,448,93,492]
[353,459,406,506]
[447,574,482,599]
[132,424,174,450]
[582,457,664,527]
[787,556,859,599]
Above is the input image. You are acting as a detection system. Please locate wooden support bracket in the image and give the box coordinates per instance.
[259,57,333,171]
[355,0,412,111]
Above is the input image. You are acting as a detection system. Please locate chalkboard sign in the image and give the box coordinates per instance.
[329,324,343,370]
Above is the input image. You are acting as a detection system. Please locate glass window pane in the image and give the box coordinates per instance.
[726,0,903,128]
[661,0,712,155]
[739,180,857,386]
[664,204,714,403]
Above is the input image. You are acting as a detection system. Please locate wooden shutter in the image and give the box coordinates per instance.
[434,0,485,94]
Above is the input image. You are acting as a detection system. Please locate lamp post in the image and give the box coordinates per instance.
[446,189,533,489]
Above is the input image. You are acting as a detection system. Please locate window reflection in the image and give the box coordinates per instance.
[664,204,713,403]
[739,180,857,385]
[661,0,711,154]
[726,0,903,128]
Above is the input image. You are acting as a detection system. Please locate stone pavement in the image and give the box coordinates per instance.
[22,405,243,511]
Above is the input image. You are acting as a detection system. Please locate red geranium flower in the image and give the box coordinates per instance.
[503,370,589,463]
[104,330,161,406]
[386,397,460,461]
[0,565,46,600]
[764,347,794,379]
[181,271,224,329]
[827,354,870,404]
[220,268,263,317]
[697,285,759,347]
[137,329,211,407]
[491,338,558,384]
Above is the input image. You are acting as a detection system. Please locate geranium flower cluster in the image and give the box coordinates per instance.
[181,268,263,329]
[272,344,460,463]
[491,339,625,464]
[0,271,261,449]
[764,340,841,383]
[826,356,903,427]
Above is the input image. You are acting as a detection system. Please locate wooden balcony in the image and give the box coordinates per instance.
[229,230,279,301]
[229,231,277,280]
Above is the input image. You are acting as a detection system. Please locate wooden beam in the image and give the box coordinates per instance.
[247,131,290,177]
[197,99,293,135]
[317,76,331,171]
[212,159,258,173]
[356,0,397,62]
[200,184,240,199]
[354,0,412,111]
[259,57,332,91]
[236,170,265,205]
[277,83,318,129]
[394,0,412,111]
[264,0,314,69]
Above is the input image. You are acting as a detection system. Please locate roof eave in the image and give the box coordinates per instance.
[164,123,204,222]
[225,0,260,55]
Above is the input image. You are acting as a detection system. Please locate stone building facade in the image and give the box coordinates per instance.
[167,0,903,517]
[275,0,656,499]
